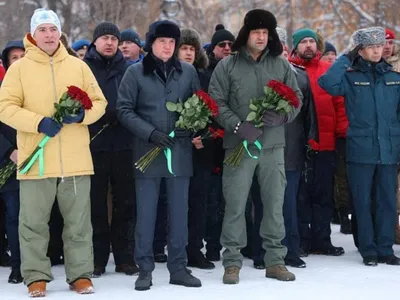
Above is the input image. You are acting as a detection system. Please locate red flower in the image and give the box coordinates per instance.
[67,85,93,110]
[267,80,300,108]
[208,127,225,139]
[212,167,221,174]
[195,90,219,116]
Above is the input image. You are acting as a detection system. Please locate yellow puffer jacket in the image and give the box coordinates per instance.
[0,34,107,180]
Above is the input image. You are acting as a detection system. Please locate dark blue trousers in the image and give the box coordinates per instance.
[2,190,20,269]
[347,163,397,258]
[135,177,189,273]
[153,180,168,253]
[282,171,301,260]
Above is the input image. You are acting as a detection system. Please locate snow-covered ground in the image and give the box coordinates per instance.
[1,225,399,300]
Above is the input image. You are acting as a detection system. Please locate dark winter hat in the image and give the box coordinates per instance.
[72,39,90,52]
[179,29,201,54]
[121,29,141,48]
[323,41,337,55]
[144,20,180,53]
[210,24,235,51]
[352,27,386,47]
[92,22,121,43]
[2,40,24,70]
[231,9,283,56]
[292,28,318,50]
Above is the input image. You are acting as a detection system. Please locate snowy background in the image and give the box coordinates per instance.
[0,225,399,300]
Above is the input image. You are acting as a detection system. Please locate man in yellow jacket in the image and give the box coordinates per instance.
[0,8,106,297]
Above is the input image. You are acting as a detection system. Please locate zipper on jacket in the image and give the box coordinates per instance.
[50,57,65,181]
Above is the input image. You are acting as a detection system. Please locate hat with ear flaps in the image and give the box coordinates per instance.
[231,9,283,56]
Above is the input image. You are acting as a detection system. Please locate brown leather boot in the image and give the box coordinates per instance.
[69,278,94,294]
[265,265,296,281]
[28,281,46,298]
[396,214,400,245]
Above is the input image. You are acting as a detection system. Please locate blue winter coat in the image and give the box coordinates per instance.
[84,45,132,152]
[318,55,400,165]
[117,54,200,178]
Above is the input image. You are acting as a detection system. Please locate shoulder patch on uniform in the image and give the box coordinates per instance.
[353,81,371,86]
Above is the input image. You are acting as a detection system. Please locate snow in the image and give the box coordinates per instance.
[1,225,400,300]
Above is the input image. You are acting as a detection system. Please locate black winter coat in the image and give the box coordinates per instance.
[0,122,18,192]
[284,64,319,171]
[117,54,200,178]
[84,45,132,152]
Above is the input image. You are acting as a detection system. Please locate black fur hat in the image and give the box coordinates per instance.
[144,20,180,53]
[231,9,283,56]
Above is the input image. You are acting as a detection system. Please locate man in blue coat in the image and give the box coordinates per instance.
[117,20,202,290]
[319,26,400,266]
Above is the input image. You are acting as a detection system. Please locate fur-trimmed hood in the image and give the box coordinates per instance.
[387,44,400,71]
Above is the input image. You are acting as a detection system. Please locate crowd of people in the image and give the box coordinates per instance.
[0,6,399,298]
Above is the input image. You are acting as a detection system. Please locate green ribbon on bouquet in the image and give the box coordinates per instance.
[243,139,262,159]
[19,136,51,177]
[163,131,176,175]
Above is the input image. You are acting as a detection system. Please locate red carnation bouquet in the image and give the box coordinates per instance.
[224,80,300,166]
[0,86,93,184]
[135,90,219,173]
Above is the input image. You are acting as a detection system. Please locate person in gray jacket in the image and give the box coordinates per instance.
[117,20,201,291]
[209,9,303,284]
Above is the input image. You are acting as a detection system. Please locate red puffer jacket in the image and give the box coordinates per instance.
[289,52,348,151]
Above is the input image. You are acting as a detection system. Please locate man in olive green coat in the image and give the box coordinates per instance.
[209,9,302,284]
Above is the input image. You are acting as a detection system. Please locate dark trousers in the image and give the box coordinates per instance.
[347,163,397,258]
[153,180,168,254]
[282,171,301,260]
[187,163,223,255]
[2,190,20,269]
[135,177,189,273]
[47,201,64,263]
[91,150,136,267]
[298,151,335,249]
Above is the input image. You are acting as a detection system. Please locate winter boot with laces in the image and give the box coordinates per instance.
[265,265,296,281]
[135,271,152,291]
[170,268,202,287]
[69,278,94,294]
[223,266,240,284]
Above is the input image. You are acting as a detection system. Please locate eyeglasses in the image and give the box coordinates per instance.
[217,41,233,48]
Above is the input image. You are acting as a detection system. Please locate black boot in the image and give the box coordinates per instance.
[338,208,352,235]
[312,244,345,256]
[285,257,306,268]
[187,253,215,270]
[91,266,105,278]
[363,256,378,267]
[8,268,23,284]
[154,252,167,263]
[135,271,152,291]
[253,258,265,269]
[378,255,400,265]
[170,268,202,287]
[115,264,140,275]
[206,249,220,262]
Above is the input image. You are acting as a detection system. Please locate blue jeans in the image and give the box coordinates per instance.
[282,171,301,260]
[2,190,20,269]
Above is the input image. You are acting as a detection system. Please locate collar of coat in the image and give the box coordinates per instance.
[84,44,127,70]
[349,57,392,74]
[288,50,322,67]
[23,33,69,63]
[142,52,182,76]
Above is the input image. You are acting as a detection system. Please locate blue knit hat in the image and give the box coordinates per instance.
[323,42,337,55]
[292,28,318,49]
[121,29,141,48]
[71,39,90,52]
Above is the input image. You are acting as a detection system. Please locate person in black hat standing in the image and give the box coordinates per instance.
[209,9,303,284]
[83,21,138,277]
[117,20,202,291]
[119,29,144,65]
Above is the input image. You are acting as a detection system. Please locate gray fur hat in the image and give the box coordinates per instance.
[178,28,208,69]
[276,27,287,45]
[352,27,386,47]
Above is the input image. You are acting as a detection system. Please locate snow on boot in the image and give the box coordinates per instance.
[69,278,94,294]
[28,281,46,298]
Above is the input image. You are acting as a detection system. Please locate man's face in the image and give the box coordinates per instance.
[178,44,195,65]
[33,24,60,55]
[247,29,268,54]
[320,51,336,64]
[213,40,232,60]
[94,35,119,57]
[296,38,317,60]
[76,48,87,60]
[152,37,175,62]
[8,48,25,66]
[383,39,395,60]
[119,40,140,61]
[359,45,383,63]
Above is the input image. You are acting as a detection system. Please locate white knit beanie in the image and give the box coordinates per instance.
[30,8,61,36]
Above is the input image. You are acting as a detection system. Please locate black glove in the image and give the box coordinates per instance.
[149,130,175,149]
[174,128,193,138]
[344,45,362,62]
[262,111,287,127]
[236,121,263,143]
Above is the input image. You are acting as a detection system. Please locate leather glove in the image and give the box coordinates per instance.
[235,121,263,143]
[174,128,194,139]
[344,44,362,62]
[38,117,62,137]
[262,110,287,127]
[149,130,175,149]
[63,109,85,124]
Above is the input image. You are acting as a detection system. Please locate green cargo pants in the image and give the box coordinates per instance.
[221,147,287,268]
[19,176,93,285]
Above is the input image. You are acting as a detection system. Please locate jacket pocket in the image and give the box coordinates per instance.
[390,127,400,154]
[346,127,374,159]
